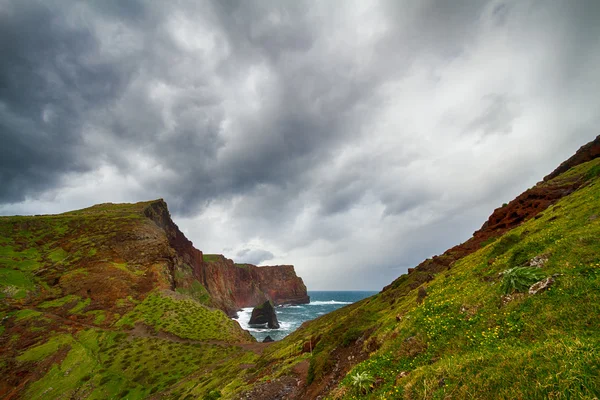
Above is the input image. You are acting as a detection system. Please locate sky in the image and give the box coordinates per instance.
[1,1,599,290]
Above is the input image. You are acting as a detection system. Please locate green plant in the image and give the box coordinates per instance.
[489,233,521,259]
[342,327,363,347]
[351,371,374,394]
[203,390,222,399]
[501,267,545,294]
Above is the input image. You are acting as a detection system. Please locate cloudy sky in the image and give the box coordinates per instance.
[1,1,599,290]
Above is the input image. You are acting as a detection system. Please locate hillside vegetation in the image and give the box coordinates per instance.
[235,144,600,399]
[1,137,599,399]
[0,201,257,399]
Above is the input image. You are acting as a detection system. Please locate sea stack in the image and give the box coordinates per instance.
[249,300,280,329]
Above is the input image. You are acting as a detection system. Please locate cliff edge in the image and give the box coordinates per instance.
[143,200,309,315]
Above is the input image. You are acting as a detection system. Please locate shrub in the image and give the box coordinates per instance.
[351,371,374,395]
[501,267,545,294]
[585,164,600,180]
[203,390,222,400]
[342,328,363,347]
[489,234,521,259]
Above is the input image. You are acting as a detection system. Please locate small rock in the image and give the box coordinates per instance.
[529,277,555,295]
[263,335,274,343]
[395,314,402,322]
[395,371,409,384]
[529,254,549,268]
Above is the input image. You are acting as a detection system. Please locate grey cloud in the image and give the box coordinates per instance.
[235,248,275,265]
[467,94,519,136]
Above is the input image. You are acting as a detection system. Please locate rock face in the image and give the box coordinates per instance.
[144,201,310,316]
[200,257,310,316]
[249,301,280,329]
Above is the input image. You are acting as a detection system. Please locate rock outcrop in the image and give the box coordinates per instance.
[144,200,309,316]
[249,301,280,329]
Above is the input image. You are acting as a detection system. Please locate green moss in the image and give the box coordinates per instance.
[39,295,80,309]
[203,254,222,263]
[17,334,71,362]
[48,247,68,263]
[116,292,253,343]
[175,280,211,305]
[22,328,251,400]
[0,268,36,298]
[86,310,107,324]
[70,297,91,314]
[13,309,42,321]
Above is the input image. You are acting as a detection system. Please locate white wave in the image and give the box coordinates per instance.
[308,300,352,305]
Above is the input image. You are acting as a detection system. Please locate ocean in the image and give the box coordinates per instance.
[234,291,378,342]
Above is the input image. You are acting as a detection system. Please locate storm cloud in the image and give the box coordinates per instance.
[1,0,599,289]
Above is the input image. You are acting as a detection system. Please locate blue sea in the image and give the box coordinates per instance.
[235,291,377,342]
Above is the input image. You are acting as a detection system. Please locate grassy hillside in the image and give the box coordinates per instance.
[0,200,256,399]
[237,158,600,399]
[2,143,599,399]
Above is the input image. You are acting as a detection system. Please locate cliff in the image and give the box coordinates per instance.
[199,255,309,316]
[143,200,309,315]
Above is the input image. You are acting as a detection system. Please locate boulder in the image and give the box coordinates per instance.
[249,300,280,329]
[263,335,274,343]
[529,277,554,295]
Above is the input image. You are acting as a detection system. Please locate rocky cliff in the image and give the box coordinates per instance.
[143,201,309,316]
[199,255,309,316]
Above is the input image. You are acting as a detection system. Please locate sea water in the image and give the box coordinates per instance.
[234,291,377,342]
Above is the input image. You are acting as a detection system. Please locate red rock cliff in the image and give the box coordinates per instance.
[143,201,309,316]
[200,255,309,315]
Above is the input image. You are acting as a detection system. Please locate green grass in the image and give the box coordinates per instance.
[317,160,600,399]
[203,254,223,263]
[69,297,91,314]
[38,294,81,309]
[17,334,72,362]
[22,328,252,400]
[116,292,254,343]
[0,268,36,299]
[13,309,43,321]
[246,159,600,400]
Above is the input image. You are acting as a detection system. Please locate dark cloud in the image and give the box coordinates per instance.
[0,2,124,202]
[1,0,599,289]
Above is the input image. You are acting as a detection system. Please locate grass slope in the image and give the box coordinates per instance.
[0,200,256,399]
[245,158,600,399]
